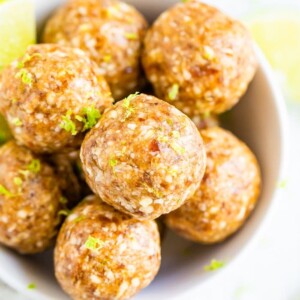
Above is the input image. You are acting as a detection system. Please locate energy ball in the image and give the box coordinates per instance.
[165,127,261,244]
[43,0,148,100]
[55,195,161,300]
[142,1,257,117]
[81,93,206,220]
[0,141,63,254]
[0,44,113,153]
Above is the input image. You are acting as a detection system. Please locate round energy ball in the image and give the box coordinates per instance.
[55,195,161,300]
[164,127,261,244]
[43,0,148,100]
[142,1,257,117]
[0,44,113,153]
[0,141,63,254]
[81,93,206,220]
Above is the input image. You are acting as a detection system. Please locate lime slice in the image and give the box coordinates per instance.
[0,0,36,71]
[247,11,300,102]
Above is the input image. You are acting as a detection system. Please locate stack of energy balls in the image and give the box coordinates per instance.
[0,0,261,299]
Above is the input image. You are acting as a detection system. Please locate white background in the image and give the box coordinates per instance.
[1,0,300,299]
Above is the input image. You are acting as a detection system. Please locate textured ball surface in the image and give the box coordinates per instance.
[0,44,113,153]
[81,93,206,219]
[55,195,161,300]
[142,1,257,117]
[0,141,62,254]
[43,0,148,100]
[165,127,261,244]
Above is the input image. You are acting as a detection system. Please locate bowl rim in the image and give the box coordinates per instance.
[0,9,289,299]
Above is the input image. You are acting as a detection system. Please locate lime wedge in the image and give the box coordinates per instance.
[247,11,300,102]
[0,0,36,71]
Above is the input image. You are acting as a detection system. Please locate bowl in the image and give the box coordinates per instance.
[0,0,288,299]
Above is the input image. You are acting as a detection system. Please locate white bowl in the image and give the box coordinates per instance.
[0,1,288,299]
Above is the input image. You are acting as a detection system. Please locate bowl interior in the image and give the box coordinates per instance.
[0,1,287,299]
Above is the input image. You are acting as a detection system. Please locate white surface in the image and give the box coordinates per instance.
[0,0,298,299]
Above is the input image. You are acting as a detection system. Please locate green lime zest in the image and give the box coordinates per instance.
[0,184,13,197]
[170,142,185,155]
[59,196,68,205]
[203,46,215,60]
[122,92,139,120]
[58,209,71,217]
[168,168,178,176]
[73,215,86,224]
[60,110,77,135]
[75,106,101,131]
[204,259,225,272]
[172,130,180,138]
[17,53,42,69]
[157,135,168,144]
[15,68,33,86]
[109,158,118,172]
[27,283,36,290]
[158,135,185,155]
[84,235,105,251]
[168,84,179,101]
[166,118,173,126]
[13,177,23,186]
[125,32,138,40]
[18,170,30,178]
[123,92,139,106]
[109,158,117,167]
[27,159,40,174]
[12,117,22,126]
[143,183,163,198]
